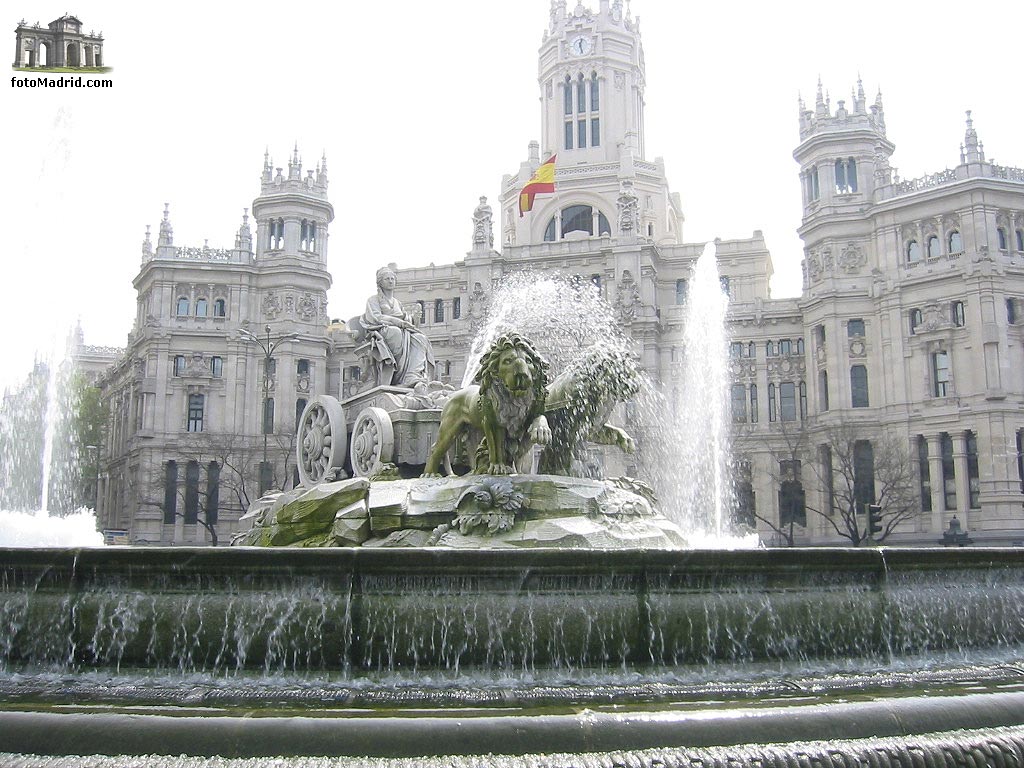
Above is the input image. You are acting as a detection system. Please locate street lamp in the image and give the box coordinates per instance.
[239,324,299,494]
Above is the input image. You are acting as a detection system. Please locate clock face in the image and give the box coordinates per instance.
[569,35,591,56]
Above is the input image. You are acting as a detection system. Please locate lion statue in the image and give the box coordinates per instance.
[538,345,642,477]
[424,332,551,476]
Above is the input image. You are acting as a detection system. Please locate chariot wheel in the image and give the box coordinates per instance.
[296,395,347,486]
[349,407,395,477]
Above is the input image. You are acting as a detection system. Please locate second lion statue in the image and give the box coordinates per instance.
[424,332,552,476]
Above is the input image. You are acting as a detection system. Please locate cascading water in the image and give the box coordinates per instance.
[0,335,103,547]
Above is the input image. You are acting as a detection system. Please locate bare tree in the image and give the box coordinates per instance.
[742,421,921,547]
[809,422,920,546]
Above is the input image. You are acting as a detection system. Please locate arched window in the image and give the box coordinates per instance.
[766,341,777,357]
[589,72,600,146]
[749,384,758,423]
[948,230,963,254]
[563,75,572,115]
[767,383,777,422]
[906,240,922,263]
[731,384,747,423]
[434,299,444,323]
[795,338,804,355]
[819,370,829,411]
[746,341,756,358]
[850,365,869,408]
[176,297,189,316]
[779,339,792,356]
[998,227,1008,251]
[1017,229,1024,252]
[195,298,208,317]
[544,205,612,240]
[213,298,226,318]
[927,235,941,258]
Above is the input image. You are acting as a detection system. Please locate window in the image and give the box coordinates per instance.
[720,276,730,296]
[730,342,743,358]
[434,299,444,323]
[906,240,921,263]
[918,437,932,513]
[300,220,316,251]
[590,71,599,111]
[779,382,797,422]
[835,158,857,193]
[795,338,804,355]
[563,75,572,115]
[210,356,223,378]
[452,297,461,319]
[1017,430,1024,494]
[779,460,806,528]
[417,301,426,324]
[927,235,941,259]
[213,298,226,318]
[952,300,965,327]
[590,274,602,289]
[163,460,178,524]
[940,433,956,510]
[578,119,587,149]
[948,230,963,254]
[799,381,808,419]
[187,394,204,432]
[263,397,275,434]
[820,446,835,515]
[675,279,688,305]
[562,204,593,236]
[998,227,1008,251]
[1017,229,1024,252]
[749,384,758,423]
[295,398,307,430]
[173,355,186,376]
[814,324,826,347]
[206,462,220,525]
[734,460,755,529]
[966,431,980,509]
[847,318,865,338]
[818,370,829,411]
[803,165,820,203]
[853,440,875,512]
[591,118,600,147]
[766,341,777,357]
[564,120,574,150]
[176,297,189,316]
[909,308,922,335]
[932,352,951,396]
[195,298,208,318]
[184,461,200,524]
[269,218,284,250]
[1008,298,1017,325]
[746,342,756,358]
[297,358,309,376]
[768,383,777,422]
[779,339,792,356]
[731,384,747,423]
[850,365,869,407]
[259,461,273,496]
[577,73,586,113]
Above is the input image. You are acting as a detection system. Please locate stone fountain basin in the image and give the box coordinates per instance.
[2,547,1024,760]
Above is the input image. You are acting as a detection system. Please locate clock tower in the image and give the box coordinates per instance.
[498,0,682,249]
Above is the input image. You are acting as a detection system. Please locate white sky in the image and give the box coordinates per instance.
[2,0,1022,390]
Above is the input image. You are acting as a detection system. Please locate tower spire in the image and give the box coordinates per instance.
[963,110,983,163]
[158,203,173,247]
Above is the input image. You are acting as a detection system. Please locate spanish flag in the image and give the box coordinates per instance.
[518,155,556,217]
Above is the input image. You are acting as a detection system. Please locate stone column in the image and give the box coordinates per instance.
[951,432,971,525]
[926,434,944,533]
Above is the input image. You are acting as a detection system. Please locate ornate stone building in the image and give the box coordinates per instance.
[13,15,104,69]
[96,150,333,544]
[95,0,1024,546]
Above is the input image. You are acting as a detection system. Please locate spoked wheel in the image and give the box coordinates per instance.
[296,396,347,486]
[349,407,395,477]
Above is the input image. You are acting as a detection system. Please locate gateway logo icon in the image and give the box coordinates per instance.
[12,14,109,71]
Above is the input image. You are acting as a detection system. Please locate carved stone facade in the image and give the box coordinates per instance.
[13,15,104,69]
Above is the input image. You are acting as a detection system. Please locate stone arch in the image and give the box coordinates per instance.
[37,40,49,67]
[65,41,79,67]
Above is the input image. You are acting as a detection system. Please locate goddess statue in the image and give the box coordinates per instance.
[358,266,436,387]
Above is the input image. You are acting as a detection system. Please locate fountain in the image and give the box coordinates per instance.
[2,258,1024,765]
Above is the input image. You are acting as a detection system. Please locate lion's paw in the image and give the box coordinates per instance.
[530,420,552,445]
[486,464,514,475]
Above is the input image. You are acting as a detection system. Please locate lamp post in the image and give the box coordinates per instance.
[240,325,298,494]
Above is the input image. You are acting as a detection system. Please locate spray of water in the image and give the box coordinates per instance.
[462,262,747,546]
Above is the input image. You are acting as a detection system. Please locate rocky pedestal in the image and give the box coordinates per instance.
[233,474,688,550]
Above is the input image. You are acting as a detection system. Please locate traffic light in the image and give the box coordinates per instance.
[867,504,883,538]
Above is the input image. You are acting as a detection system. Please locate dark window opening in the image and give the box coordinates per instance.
[851,365,869,407]
[184,460,200,524]
[941,433,957,510]
[263,397,275,434]
[187,394,204,433]
[966,431,980,509]
[206,461,219,525]
[163,461,178,524]
[452,297,461,319]
[948,230,963,254]
[853,440,875,512]
[731,384,747,423]
[847,318,865,337]
[779,382,797,422]
[952,300,965,327]
[918,437,932,513]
